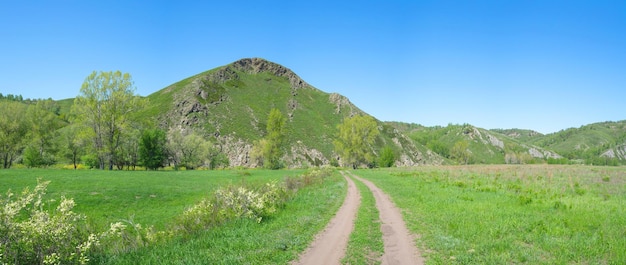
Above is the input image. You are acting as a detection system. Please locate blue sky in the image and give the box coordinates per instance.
[1,1,624,134]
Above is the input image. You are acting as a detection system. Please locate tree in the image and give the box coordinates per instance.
[378,146,396,168]
[334,115,380,169]
[252,109,287,169]
[71,71,145,170]
[451,140,472,165]
[0,101,28,168]
[139,129,167,170]
[58,124,87,170]
[264,109,287,169]
[167,130,209,170]
[23,100,62,167]
[208,145,230,169]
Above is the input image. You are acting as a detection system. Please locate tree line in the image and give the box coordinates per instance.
[1,71,396,170]
[0,71,229,170]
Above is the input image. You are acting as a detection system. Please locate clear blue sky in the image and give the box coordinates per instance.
[1,1,624,134]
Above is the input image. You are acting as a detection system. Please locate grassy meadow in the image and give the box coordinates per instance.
[358,165,626,264]
[0,168,347,264]
[0,169,303,231]
[2,165,625,264]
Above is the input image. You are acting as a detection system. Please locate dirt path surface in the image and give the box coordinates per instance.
[349,172,424,265]
[291,173,361,265]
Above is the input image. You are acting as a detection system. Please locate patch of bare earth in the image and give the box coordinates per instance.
[349,172,424,265]
[291,173,361,265]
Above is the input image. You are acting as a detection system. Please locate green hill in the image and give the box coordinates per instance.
[523,121,626,165]
[141,58,442,167]
[391,122,561,165]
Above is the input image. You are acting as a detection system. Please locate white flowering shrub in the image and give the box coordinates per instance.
[0,180,97,265]
[177,180,290,233]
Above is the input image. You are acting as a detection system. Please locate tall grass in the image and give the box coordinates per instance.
[359,165,626,264]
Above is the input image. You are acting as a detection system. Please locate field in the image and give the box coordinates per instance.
[358,165,626,264]
[1,165,625,264]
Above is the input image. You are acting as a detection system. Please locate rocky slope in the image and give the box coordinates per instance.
[144,58,442,167]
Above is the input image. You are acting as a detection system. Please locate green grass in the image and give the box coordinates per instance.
[358,165,626,264]
[342,174,384,265]
[0,169,303,231]
[91,170,346,264]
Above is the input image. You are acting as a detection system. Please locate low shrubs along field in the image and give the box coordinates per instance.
[0,168,345,264]
[358,165,626,264]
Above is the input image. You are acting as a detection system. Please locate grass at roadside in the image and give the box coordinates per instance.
[92,170,346,264]
[342,174,384,265]
[358,165,626,264]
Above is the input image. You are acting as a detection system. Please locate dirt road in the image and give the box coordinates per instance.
[291,173,361,265]
[350,172,424,265]
[292,171,423,265]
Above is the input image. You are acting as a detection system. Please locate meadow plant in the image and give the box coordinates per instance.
[0,180,96,265]
[176,168,331,234]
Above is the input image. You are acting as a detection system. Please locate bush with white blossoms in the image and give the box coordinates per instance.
[177,181,290,233]
[0,180,97,265]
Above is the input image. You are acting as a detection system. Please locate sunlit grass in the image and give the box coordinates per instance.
[358,165,626,264]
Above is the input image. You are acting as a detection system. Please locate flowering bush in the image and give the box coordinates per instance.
[177,181,290,233]
[0,180,96,265]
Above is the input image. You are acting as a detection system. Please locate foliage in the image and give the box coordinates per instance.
[0,101,28,168]
[0,180,96,264]
[207,148,230,170]
[334,115,380,168]
[253,108,287,169]
[450,140,472,164]
[57,124,87,169]
[378,146,396,168]
[71,71,146,170]
[139,129,167,170]
[94,168,342,264]
[23,100,63,167]
[166,130,210,170]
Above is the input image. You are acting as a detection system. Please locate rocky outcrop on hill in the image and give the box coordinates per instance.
[152,58,437,168]
[231,58,311,90]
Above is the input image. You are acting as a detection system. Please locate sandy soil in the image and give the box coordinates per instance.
[291,173,361,265]
[292,171,424,265]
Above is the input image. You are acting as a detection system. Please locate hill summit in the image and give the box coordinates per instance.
[144,58,442,167]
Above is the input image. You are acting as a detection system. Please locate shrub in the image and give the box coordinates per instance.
[0,180,97,265]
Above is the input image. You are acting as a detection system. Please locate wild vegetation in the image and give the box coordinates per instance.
[0,168,342,264]
[359,165,626,264]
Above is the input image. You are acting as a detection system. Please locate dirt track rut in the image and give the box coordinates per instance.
[292,171,423,265]
[291,173,361,265]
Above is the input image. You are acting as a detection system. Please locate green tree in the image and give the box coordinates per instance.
[252,109,287,169]
[139,129,167,170]
[334,115,380,169]
[58,124,87,169]
[167,130,209,170]
[265,108,287,169]
[451,140,472,165]
[71,71,145,170]
[0,101,28,168]
[378,146,396,168]
[23,100,62,167]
